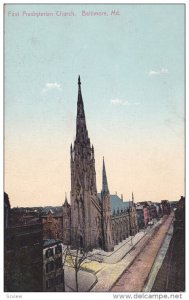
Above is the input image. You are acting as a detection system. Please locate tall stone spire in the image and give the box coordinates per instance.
[70,77,98,251]
[102,157,109,194]
[76,75,88,142]
[101,157,114,252]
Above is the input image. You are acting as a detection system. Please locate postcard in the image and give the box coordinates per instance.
[3,2,185,297]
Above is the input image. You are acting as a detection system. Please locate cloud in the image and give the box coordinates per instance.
[148,67,168,76]
[41,82,62,94]
[111,99,140,106]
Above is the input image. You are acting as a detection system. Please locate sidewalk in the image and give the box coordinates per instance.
[64,265,97,292]
[91,214,174,292]
[86,218,162,265]
[143,222,174,292]
[110,213,174,292]
[62,215,173,292]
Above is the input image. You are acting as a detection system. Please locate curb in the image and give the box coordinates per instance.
[108,224,162,291]
[142,217,174,292]
[107,215,173,291]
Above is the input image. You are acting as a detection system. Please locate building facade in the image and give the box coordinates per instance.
[63,77,138,251]
[43,239,64,292]
[42,209,63,240]
[4,222,43,292]
[37,77,138,252]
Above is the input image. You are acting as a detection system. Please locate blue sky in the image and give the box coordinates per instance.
[4,4,185,206]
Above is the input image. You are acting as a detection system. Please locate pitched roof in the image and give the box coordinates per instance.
[98,193,130,214]
[110,194,130,213]
[41,206,63,216]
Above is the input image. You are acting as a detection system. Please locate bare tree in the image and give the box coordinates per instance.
[66,230,94,292]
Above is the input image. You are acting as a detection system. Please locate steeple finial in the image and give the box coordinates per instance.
[102,157,109,193]
[78,75,81,86]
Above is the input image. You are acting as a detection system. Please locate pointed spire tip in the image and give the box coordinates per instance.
[102,157,109,193]
[78,75,81,86]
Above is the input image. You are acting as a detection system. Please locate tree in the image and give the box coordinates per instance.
[66,230,94,292]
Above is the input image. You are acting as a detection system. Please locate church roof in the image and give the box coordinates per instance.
[110,194,130,213]
[98,193,130,214]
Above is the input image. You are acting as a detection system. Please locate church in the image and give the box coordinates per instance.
[61,76,138,252]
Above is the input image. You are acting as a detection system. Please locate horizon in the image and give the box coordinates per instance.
[4,4,185,207]
[8,193,181,209]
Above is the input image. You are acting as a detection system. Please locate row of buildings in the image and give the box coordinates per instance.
[136,200,171,229]
[4,191,173,292]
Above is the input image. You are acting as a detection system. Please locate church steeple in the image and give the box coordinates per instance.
[101,157,114,252]
[102,157,109,194]
[76,75,88,142]
[71,77,98,249]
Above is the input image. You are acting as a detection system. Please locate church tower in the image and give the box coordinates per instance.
[101,158,114,252]
[70,76,101,250]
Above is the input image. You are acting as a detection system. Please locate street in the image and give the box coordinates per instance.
[111,213,174,292]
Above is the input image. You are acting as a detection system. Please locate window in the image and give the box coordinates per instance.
[46,248,53,258]
[46,261,54,273]
[55,244,62,254]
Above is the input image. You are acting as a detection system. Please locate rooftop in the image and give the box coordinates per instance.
[43,239,62,248]
[98,193,130,214]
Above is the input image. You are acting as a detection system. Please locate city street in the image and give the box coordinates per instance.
[110,213,174,292]
[61,213,174,292]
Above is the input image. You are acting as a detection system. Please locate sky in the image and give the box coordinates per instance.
[4,3,185,207]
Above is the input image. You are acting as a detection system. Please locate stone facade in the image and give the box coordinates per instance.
[63,77,138,251]
[40,77,138,252]
[70,76,102,250]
